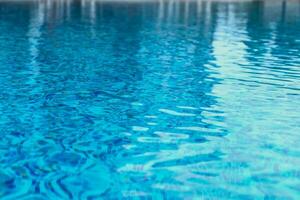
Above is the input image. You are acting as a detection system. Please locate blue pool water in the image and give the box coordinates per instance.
[0,0,300,199]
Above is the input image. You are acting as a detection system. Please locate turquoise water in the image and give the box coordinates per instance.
[0,0,300,199]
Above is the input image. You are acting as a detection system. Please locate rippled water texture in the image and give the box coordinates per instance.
[0,0,300,199]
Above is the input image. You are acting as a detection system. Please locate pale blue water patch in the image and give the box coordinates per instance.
[0,0,300,199]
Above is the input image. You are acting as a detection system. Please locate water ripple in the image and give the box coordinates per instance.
[0,0,300,199]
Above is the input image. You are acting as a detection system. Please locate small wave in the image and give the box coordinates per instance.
[159,109,196,117]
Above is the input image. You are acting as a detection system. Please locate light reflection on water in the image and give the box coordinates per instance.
[0,0,300,199]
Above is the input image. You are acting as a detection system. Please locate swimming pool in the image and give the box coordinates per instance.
[0,0,300,199]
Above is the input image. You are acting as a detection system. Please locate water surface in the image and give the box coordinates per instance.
[0,0,300,199]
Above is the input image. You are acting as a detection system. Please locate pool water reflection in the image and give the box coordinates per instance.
[0,0,300,199]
